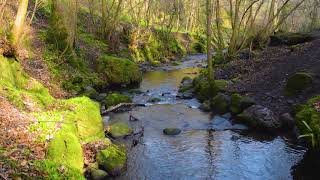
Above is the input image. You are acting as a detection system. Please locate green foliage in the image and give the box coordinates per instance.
[296,96,320,149]
[97,55,142,87]
[285,72,313,96]
[106,93,132,108]
[108,122,133,138]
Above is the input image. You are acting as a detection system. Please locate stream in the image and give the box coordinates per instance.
[105,55,307,180]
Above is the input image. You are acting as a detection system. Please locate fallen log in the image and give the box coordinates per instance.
[101,103,145,115]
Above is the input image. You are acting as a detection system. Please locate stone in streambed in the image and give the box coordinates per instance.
[108,122,133,138]
[237,105,281,131]
[163,128,182,135]
[147,97,161,103]
[91,169,109,180]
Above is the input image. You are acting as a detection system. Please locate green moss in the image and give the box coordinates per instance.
[47,131,84,172]
[285,72,313,95]
[0,55,55,109]
[97,55,142,87]
[105,93,132,108]
[230,93,255,114]
[96,145,127,175]
[296,96,320,149]
[193,74,230,102]
[230,93,243,114]
[34,159,85,180]
[211,93,231,114]
[109,123,133,138]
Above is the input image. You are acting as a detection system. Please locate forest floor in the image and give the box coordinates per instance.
[216,35,320,116]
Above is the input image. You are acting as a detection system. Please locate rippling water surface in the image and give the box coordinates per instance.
[107,55,307,180]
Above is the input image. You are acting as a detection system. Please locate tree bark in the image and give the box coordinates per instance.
[11,0,29,47]
[206,0,213,81]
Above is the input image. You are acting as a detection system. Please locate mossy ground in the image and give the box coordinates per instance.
[0,55,108,179]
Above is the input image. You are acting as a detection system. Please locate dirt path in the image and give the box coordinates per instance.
[216,38,320,115]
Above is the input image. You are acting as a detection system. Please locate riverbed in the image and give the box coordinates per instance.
[105,55,307,180]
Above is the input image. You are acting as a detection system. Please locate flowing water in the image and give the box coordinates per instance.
[105,55,307,180]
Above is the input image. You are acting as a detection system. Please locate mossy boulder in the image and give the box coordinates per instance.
[47,132,84,173]
[270,32,314,46]
[211,93,231,114]
[296,96,320,149]
[91,169,109,180]
[193,75,230,102]
[163,128,182,135]
[96,145,127,176]
[80,86,99,99]
[105,93,132,108]
[108,123,133,138]
[97,55,142,87]
[230,93,255,114]
[147,97,161,103]
[285,72,313,95]
[199,100,211,112]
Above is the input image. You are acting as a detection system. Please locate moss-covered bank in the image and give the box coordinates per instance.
[0,55,114,178]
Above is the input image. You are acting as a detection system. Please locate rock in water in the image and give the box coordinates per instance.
[237,105,281,131]
[163,128,182,135]
[96,145,127,176]
[91,169,109,180]
[108,123,133,138]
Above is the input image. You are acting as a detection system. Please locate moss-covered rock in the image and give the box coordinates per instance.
[285,72,313,95]
[270,32,314,46]
[163,128,182,135]
[211,93,231,114]
[105,93,132,108]
[296,96,320,149]
[47,131,84,172]
[96,145,127,176]
[147,97,161,103]
[97,55,142,87]
[108,123,133,138]
[199,100,211,112]
[230,93,255,114]
[91,169,109,180]
[193,74,229,102]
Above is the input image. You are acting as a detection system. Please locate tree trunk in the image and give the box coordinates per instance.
[206,0,213,81]
[11,0,29,47]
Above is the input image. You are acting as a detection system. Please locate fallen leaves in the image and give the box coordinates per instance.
[0,96,46,178]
